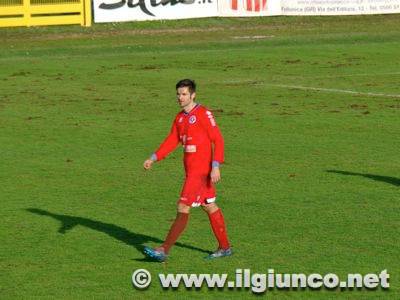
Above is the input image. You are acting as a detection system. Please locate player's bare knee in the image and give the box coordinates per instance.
[203,203,219,214]
[177,203,191,214]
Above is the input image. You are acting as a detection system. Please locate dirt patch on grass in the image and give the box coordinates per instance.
[118,63,134,68]
[226,111,245,116]
[212,109,245,117]
[10,71,31,77]
[283,59,301,64]
[385,104,400,109]
[277,111,300,115]
[2,24,283,42]
[350,104,368,109]
[25,116,43,121]
[223,80,262,87]
[138,65,162,70]
[4,27,219,42]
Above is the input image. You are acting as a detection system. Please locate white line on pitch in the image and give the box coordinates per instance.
[269,84,400,99]
[274,72,400,79]
[222,80,400,99]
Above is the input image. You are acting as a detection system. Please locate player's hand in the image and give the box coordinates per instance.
[143,159,153,170]
[210,167,221,184]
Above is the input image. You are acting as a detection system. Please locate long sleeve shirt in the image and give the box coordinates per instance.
[154,104,224,176]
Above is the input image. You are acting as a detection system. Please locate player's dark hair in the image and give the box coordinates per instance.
[176,79,196,94]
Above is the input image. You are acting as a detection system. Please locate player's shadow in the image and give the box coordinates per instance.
[26,208,210,261]
[326,170,400,187]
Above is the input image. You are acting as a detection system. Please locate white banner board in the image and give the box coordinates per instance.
[281,0,400,15]
[218,0,282,16]
[94,0,400,23]
[94,0,218,23]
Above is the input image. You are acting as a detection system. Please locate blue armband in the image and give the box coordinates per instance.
[212,161,220,168]
[150,153,157,162]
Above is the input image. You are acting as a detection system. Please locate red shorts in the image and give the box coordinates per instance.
[178,174,216,207]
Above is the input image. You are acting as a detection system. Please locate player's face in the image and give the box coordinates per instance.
[177,87,195,109]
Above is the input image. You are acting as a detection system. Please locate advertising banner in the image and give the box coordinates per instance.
[94,0,218,23]
[94,0,400,23]
[281,0,400,15]
[218,0,282,16]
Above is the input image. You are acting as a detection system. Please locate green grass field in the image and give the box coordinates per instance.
[1,15,399,299]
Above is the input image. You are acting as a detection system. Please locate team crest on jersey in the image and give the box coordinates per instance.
[189,115,197,124]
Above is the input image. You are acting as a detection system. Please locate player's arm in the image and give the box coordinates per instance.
[143,118,180,170]
[210,162,221,184]
[201,110,224,183]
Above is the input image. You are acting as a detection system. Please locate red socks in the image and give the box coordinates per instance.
[162,212,189,254]
[208,209,230,250]
[161,209,230,254]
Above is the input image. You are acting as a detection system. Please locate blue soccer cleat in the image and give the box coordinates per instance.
[143,246,168,262]
[205,248,233,259]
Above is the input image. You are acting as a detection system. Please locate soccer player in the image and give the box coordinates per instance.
[142,79,232,262]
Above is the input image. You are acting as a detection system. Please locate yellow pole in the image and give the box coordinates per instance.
[83,0,92,26]
[23,0,30,26]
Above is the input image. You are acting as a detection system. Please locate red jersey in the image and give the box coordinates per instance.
[154,104,224,176]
